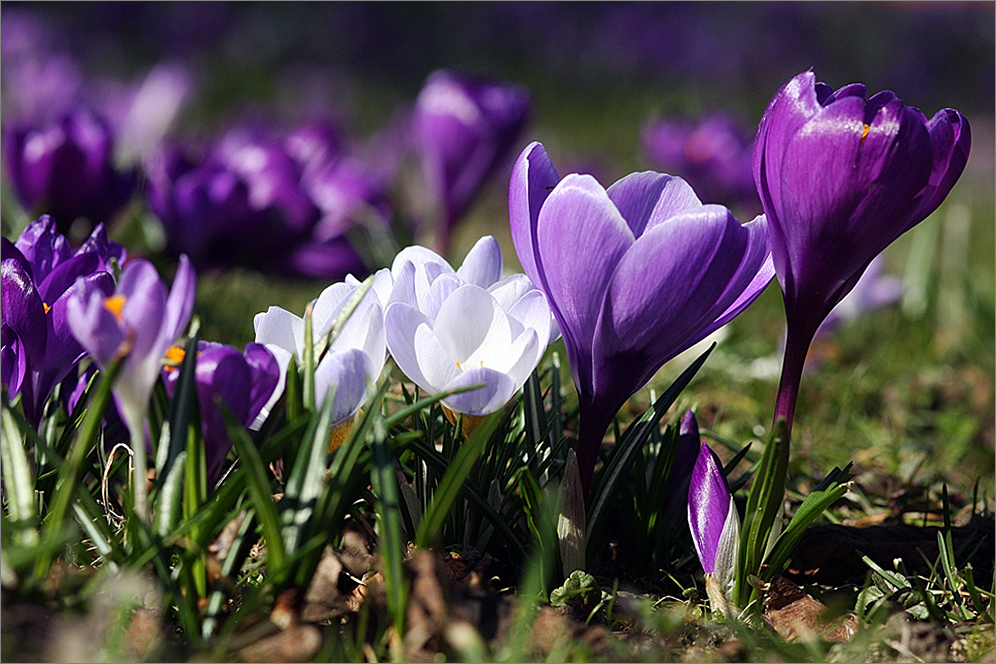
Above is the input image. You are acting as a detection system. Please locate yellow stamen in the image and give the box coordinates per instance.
[860,123,870,146]
[456,360,462,371]
[163,345,186,372]
[327,416,357,453]
[43,302,52,314]
[104,294,127,323]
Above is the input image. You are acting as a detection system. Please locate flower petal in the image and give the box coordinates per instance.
[455,235,502,288]
[688,442,732,575]
[441,366,515,416]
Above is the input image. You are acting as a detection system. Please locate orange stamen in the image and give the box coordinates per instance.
[163,345,186,372]
[103,294,127,323]
[43,302,52,314]
[860,123,870,146]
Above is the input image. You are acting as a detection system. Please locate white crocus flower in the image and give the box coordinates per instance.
[253,280,386,445]
[384,235,556,421]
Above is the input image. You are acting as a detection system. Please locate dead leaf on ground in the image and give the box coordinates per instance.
[762,575,858,643]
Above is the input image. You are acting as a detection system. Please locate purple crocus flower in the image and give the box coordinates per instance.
[66,255,195,518]
[414,69,531,256]
[642,112,757,212]
[510,141,774,494]
[162,341,280,485]
[754,71,971,431]
[1,216,123,424]
[3,108,136,235]
[687,413,740,616]
[146,124,373,281]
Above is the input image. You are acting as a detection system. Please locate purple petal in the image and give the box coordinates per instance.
[687,441,732,575]
[606,171,701,238]
[535,173,633,388]
[509,141,560,290]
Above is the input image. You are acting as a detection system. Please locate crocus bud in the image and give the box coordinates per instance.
[687,427,740,617]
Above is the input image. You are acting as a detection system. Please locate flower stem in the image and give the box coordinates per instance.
[773,322,818,434]
[131,422,149,522]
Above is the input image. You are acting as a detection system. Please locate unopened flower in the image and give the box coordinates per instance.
[754,70,970,430]
[687,418,740,617]
[510,141,773,493]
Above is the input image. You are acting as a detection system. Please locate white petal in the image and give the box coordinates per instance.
[384,303,432,388]
[415,324,461,391]
[433,285,510,365]
[456,235,502,288]
[254,306,304,357]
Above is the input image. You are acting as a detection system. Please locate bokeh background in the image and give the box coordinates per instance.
[3,2,994,497]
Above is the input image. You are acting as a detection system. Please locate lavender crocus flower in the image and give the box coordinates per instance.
[162,341,280,485]
[510,142,773,494]
[3,108,137,235]
[67,255,196,518]
[642,112,757,211]
[1,216,123,424]
[754,71,970,431]
[254,278,386,450]
[414,70,531,256]
[384,236,555,421]
[687,414,740,616]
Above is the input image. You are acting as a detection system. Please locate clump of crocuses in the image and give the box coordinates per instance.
[146,121,387,280]
[754,70,970,432]
[1,215,124,424]
[510,141,773,494]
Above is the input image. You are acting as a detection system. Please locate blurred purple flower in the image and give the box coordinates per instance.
[754,70,970,430]
[817,256,903,339]
[687,414,740,615]
[3,108,137,235]
[1,216,123,424]
[510,142,773,495]
[642,112,757,211]
[146,122,383,280]
[414,69,531,256]
[162,341,280,485]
